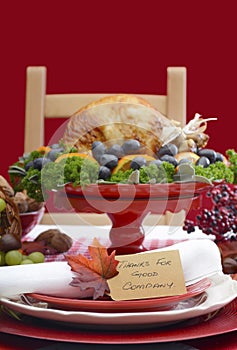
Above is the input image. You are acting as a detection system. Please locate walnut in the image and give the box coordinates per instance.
[35,229,73,253]
[13,192,28,213]
[26,197,44,212]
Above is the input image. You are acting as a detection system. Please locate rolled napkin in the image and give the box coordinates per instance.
[142,239,223,285]
[0,239,222,298]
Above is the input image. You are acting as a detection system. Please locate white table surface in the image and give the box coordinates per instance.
[25,224,215,243]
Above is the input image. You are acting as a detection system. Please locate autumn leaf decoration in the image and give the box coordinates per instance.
[66,241,119,300]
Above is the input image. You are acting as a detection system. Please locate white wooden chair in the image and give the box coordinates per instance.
[24,66,187,226]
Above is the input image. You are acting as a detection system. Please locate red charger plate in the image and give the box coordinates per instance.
[0,299,236,344]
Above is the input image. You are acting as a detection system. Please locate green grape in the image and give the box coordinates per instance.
[21,259,34,264]
[0,251,5,266]
[5,250,23,266]
[22,255,29,260]
[27,252,45,263]
[0,198,6,213]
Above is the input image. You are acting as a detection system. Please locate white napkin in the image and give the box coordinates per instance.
[139,239,223,286]
[0,239,222,298]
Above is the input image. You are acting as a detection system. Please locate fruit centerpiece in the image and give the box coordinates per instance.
[7,95,237,255]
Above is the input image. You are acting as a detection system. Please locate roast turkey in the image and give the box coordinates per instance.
[62,94,181,156]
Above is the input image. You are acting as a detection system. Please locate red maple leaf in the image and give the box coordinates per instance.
[66,243,119,300]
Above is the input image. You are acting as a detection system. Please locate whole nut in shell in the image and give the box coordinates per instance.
[26,197,45,212]
[13,192,29,213]
[35,229,73,253]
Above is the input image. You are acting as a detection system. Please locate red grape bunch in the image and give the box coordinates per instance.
[183,183,237,242]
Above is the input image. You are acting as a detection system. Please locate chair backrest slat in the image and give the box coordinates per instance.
[44,93,167,118]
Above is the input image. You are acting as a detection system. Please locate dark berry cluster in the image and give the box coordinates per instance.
[183,219,196,234]
[183,183,237,242]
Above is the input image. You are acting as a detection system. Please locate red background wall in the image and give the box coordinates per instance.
[1,1,237,180]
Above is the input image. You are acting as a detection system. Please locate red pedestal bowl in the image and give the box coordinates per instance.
[58,182,212,255]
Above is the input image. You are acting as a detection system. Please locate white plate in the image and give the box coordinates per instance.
[1,273,236,329]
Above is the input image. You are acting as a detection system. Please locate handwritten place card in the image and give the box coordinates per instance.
[108,250,187,301]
